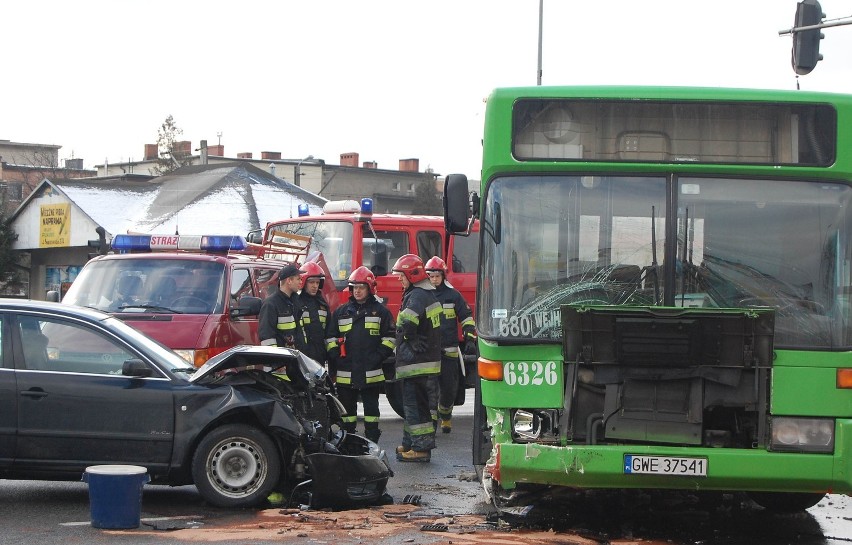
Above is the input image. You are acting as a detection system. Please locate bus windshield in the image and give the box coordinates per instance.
[480,175,852,349]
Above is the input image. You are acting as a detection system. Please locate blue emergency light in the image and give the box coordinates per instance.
[360,198,373,215]
[298,204,310,217]
[111,234,247,253]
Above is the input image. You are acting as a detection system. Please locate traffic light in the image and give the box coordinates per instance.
[87,226,108,259]
[792,0,824,75]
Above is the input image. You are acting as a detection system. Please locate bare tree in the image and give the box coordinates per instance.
[154,115,193,175]
[0,197,22,296]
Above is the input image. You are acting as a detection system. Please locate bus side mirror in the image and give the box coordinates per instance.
[444,174,473,234]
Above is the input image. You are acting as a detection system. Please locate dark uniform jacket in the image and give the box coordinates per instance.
[433,282,475,349]
[298,292,330,363]
[326,294,395,389]
[394,279,442,379]
[258,289,302,349]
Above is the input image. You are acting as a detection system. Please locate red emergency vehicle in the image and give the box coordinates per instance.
[247,198,479,318]
[61,234,311,367]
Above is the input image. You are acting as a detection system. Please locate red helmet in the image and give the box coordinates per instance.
[348,266,377,294]
[392,253,427,284]
[424,256,448,276]
[299,261,325,290]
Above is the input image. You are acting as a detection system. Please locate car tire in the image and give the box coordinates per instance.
[192,424,281,508]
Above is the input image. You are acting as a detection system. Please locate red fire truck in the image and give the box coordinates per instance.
[247,199,479,317]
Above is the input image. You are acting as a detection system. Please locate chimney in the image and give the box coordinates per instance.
[340,152,359,167]
[144,144,158,161]
[208,144,224,156]
[237,152,253,159]
[64,158,84,170]
[175,140,191,157]
[399,158,419,172]
[363,161,377,169]
[261,151,281,160]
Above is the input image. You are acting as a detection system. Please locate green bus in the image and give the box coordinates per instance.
[444,86,852,513]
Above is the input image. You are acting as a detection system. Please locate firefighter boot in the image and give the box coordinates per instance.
[440,419,452,433]
[397,449,431,463]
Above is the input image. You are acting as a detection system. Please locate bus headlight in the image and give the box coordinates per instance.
[512,410,541,441]
[511,409,559,443]
[770,417,834,453]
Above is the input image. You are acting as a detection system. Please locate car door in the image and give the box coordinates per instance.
[0,313,15,467]
[13,313,176,473]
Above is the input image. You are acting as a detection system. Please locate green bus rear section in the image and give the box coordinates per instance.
[476,86,852,497]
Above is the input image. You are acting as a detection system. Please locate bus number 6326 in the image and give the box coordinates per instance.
[503,361,559,386]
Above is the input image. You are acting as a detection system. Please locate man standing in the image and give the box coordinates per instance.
[325,266,395,443]
[424,256,476,434]
[392,254,442,463]
[297,262,330,365]
[258,264,303,349]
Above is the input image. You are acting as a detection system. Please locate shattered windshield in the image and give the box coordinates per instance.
[479,175,852,349]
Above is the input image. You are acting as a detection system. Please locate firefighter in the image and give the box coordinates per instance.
[325,266,395,443]
[258,264,303,349]
[392,254,442,463]
[297,261,330,365]
[424,256,476,433]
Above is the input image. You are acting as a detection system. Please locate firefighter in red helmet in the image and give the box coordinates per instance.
[297,261,330,366]
[325,266,395,443]
[424,256,476,433]
[392,254,442,462]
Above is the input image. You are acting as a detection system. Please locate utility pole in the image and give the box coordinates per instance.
[537,0,543,85]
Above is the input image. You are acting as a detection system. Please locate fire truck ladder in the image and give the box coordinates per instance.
[248,230,312,263]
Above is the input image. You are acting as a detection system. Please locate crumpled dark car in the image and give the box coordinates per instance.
[0,300,391,509]
[189,345,394,508]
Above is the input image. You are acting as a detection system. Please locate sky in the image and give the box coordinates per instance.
[3,1,852,181]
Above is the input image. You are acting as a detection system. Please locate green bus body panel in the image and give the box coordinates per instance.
[480,86,852,183]
[772,363,852,417]
[479,343,564,408]
[496,420,852,493]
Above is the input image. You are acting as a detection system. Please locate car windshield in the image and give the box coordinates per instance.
[63,258,226,315]
[479,175,852,349]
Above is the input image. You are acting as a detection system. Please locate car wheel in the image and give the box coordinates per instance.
[191,424,281,508]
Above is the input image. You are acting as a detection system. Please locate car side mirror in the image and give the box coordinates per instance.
[45,290,60,303]
[123,358,153,378]
[232,296,262,317]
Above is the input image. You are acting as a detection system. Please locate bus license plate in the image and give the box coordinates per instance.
[624,455,707,477]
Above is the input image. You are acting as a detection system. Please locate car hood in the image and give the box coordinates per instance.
[189,345,328,386]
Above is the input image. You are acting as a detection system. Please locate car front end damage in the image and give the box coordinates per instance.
[190,346,392,508]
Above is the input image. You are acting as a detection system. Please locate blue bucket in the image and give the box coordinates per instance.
[83,465,150,529]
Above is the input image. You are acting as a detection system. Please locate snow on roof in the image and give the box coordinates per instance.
[53,162,326,237]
